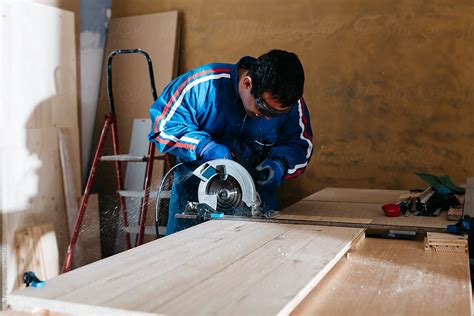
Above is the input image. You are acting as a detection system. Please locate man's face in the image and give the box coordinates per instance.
[238,75,289,119]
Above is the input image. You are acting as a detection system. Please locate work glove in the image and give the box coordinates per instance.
[255,159,285,188]
[199,141,233,161]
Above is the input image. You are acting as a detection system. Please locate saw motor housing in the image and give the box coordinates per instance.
[185,159,262,218]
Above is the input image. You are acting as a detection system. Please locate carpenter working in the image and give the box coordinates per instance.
[148,49,313,234]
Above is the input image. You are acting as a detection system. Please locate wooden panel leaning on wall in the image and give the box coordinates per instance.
[1,2,79,309]
[90,11,180,254]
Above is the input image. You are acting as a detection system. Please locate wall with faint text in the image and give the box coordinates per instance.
[112,0,474,207]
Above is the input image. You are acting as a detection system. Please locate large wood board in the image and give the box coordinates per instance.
[93,11,180,156]
[1,2,78,306]
[303,187,409,204]
[8,221,363,315]
[90,11,180,254]
[281,188,450,231]
[292,238,471,316]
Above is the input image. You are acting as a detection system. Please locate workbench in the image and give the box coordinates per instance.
[6,188,472,315]
[279,188,471,315]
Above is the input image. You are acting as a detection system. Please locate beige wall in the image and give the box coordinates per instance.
[113,0,474,207]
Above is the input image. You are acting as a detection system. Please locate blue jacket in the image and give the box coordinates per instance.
[149,56,313,232]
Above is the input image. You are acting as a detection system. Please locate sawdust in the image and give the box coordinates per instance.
[346,255,465,301]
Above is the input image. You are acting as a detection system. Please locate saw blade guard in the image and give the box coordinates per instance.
[192,159,260,215]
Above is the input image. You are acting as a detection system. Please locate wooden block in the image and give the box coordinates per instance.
[8,221,363,315]
[14,225,59,290]
[424,232,467,253]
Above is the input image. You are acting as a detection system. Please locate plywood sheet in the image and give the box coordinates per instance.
[292,238,471,316]
[91,11,180,253]
[8,221,363,315]
[303,188,409,204]
[2,128,70,297]
[93,11,180,156]
[281,200,449,230]
[0,2,78,130]
[1,2,77,305]
[276,213,372,224]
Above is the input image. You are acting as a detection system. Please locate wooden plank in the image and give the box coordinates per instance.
[1,2,77,306]
[58,128,82,235]
[463,177,474,217]
[281,200,450,230]
[1,3,78,130]
[90,11,180,253]
[93,11,180,157]
[2,128,70,300]
[275,213,372,224]
[8,221,363,315]
[303,188,409,204]
[292,238,471,316]
[14,225,59,290]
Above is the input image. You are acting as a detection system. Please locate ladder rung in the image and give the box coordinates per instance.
[122,225,166,236]
[117,190,171,198]
[100,154,166,162]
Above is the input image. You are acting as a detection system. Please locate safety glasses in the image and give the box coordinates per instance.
[255,97,291,117]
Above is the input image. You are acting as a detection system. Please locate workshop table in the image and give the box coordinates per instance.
[287,187,471,315]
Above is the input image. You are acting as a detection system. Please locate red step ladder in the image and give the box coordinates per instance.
[62,49,171,273]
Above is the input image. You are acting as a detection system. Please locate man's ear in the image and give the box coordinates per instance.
[243,75,252,89]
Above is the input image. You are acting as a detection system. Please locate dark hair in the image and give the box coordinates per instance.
[248,49,304,107]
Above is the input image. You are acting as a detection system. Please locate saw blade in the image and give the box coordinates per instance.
[206,175,242,212]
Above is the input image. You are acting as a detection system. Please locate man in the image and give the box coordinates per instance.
[149,49,313,235]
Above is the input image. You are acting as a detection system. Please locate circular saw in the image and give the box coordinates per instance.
[191,159,262,217]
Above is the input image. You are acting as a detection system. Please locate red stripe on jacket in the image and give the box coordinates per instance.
[154,68,232,133]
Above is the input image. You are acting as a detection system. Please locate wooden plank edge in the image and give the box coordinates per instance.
[7,294,158,316]
[277,228,365,316]
[218,216,448,233]
[348,229,366,252]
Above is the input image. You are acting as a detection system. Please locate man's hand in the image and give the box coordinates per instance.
[199,141,233,161]
[255,159,285,188]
